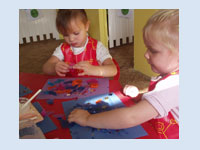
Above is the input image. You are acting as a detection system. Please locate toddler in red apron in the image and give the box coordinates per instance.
[42,9,117,77]
[61,36,99,77]
[147,71,179,139]
[67,10,179,139]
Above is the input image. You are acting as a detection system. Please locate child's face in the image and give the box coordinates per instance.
[63,18,89,48]
[143,36,179,75]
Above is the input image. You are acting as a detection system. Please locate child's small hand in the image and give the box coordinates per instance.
[55,61,69,77]
[68,108,91,126]
[73,61,99,76]
[123,85,139,98]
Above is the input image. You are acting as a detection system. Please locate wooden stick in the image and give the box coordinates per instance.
[19,116,38,124]
[21,89,42,110]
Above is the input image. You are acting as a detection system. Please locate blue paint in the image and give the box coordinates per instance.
[54,79,64,84]
[46,99,54,105]
[36,78,109,100]
[19,84,32,97]
[47,81,54,86]
[64,80,73,84]
[77,86,85,92]
[48,91,57,96]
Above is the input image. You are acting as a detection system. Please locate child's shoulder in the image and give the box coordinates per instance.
[87,36,98,48]
[59,42,70,50]
[88,36,98,43]
[156,74,179,90]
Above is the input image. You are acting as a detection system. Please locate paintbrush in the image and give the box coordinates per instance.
[21,89,42,110]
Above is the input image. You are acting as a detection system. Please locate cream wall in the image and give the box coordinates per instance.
[134,9,158,77]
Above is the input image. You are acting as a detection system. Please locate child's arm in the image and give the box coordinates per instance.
[101,58,117,77]
[42,56,69,77]
[68,100,158,129]
[73,58,117,77]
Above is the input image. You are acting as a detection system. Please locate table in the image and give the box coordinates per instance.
[19,72,158,139]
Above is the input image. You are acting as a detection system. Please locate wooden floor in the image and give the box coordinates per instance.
[19,39,150,92]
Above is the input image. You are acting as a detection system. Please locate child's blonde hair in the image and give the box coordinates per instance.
[143,9,179,52]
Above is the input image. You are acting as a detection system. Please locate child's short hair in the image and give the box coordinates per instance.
[143,9,179,51]
[56,9,88,35]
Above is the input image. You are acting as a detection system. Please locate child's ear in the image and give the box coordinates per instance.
[85,21,90,31]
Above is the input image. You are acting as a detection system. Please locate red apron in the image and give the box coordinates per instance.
[147,70,179,139]
[61,36,99,76]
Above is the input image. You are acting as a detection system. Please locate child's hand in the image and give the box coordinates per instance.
[123,85,139,98]
[73,61,99,76]
[68,108,91,126]
[55,61,69,77]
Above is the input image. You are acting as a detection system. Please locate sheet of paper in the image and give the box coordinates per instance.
[19,84,32,97]
[36,78,109,100]
[62,93,148,139]
[32,102,57,134]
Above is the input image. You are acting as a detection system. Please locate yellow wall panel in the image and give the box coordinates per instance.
[85,9,100,40]
[134,9,158,77]
[98,9,108,48]
[86,9,108,48]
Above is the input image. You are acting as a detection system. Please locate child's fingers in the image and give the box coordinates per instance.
[68,115,74,123]
[60,63,69,69]
[56,67,69,76]
[73,63,88,69]
[60,66,69,72]
[76,61,89,65]
[70,108,80,114]
[56,68,67,75]
[56,71,66,77]
[56,63,69,75]
[74,61,90,68]
[68,109,81,122]
[73,65,83,70]
[68,113,75,122]
[68,116,77,123]
[78,72,86,76]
